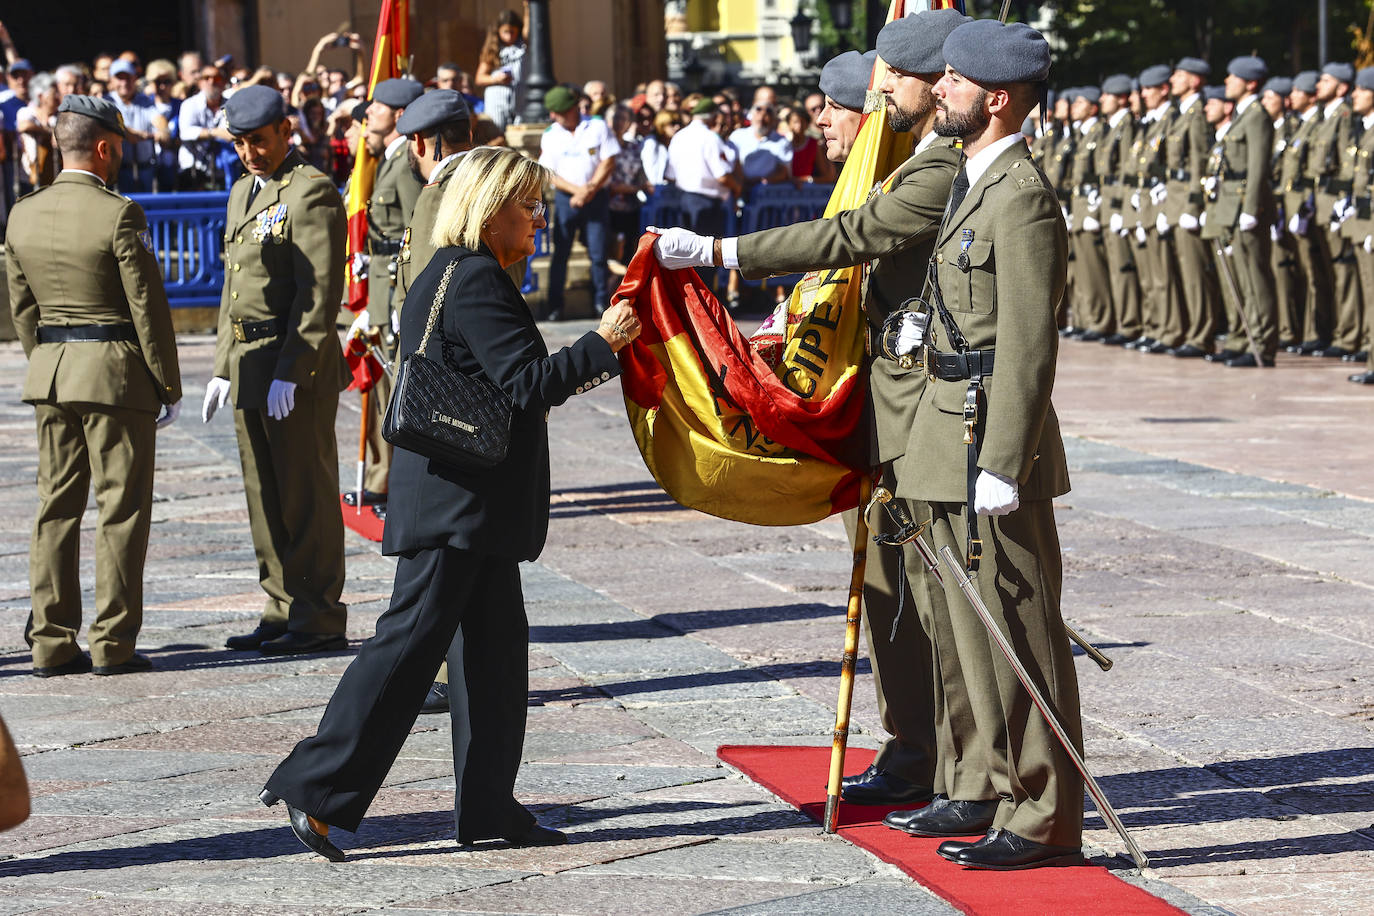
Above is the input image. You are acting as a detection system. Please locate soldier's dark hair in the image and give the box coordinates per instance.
[436,118,472,150]
[53,111,115,158]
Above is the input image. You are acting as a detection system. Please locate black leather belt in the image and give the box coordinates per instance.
[1102,176,1120,186]
[928,349,995,381]
[1168,168,1192,182]
[1287,177,1315,192]
[37,324,136,343]
[1323,177,1353,195]
[1220,167,1248,181]
[231,317,286,343]
[371,238,403,256]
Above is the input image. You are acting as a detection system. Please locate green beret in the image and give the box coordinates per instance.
[544,85,578,114]
[691,97,716,116]
[57,94,127,139]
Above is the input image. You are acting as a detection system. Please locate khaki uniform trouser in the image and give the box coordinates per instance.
[28,401,156,668]
[1176,227,1222,350]
[1328,228,1364,352]
[1296,223,1335,344]
[1102,228,1142,339]
[1271,229,1304,344]
[1219,228,1280,359]
[1070,232,1114,335]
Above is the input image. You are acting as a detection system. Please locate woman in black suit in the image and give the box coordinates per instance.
[260,146,642,860]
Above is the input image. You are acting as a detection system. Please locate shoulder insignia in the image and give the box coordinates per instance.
[137,228,154,252]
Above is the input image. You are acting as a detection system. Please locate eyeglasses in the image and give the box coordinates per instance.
[523,198,546,220]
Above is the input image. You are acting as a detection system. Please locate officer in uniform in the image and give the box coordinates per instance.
[1282,71,1331,355]
[203,86,352,655]
[1202,56,1280,367]
[1261,76,1303,349]
[6,95,182,677]
[1322,63,1367,360]
[346,77,424,517]
[1304,63,1357,355]
[1130,65,1179,353]
[814,50,877,166]
[1340,68,1374,379]
[1048,93,1078,330]
[1095,75,1143,346]
[651,8,969,808]
[890,17,1083,869]
[1066,87,1115,341]
[1163,58,1222,357]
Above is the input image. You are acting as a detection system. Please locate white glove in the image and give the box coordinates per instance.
[156,400,181,429]
[1199,211,1207,227]
[895,313,926,355]
[1178,212,1200,232]
[266,379,297,421]
[1082,215,1100,232]
[1130,189,1142,211]
[202,376,231,423]
[1224,244,1234,257]
[1288,213,1302,234]
[1202,175,1218,194]
[1270,224,1281,242]
[974,470,1020,517]
[1086,188,1101,211]
[1365,235,1373,253]
[1155,212,1172,236]
[348,309,371,337]
[392,307,401,335]
[1237,212,1259,233]
[1108,213,1124,233]
[1134,225,1147,244]
[1150,184,1168,206]
[649,226,715,270]
[1061,206,1072,230]
[1332,197,1351,222]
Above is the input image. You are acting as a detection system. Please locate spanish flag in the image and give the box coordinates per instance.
[618,0,960,526]
[344,0,410,313]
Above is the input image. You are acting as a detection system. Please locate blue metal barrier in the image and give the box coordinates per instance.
[130,191,229,308]
[521,226,548,295]
[736,184,833,290]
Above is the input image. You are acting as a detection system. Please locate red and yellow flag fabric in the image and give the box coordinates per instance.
[618,0,963,526]
[344,0,410,314]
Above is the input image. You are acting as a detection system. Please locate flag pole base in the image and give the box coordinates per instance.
[822,794,840,834]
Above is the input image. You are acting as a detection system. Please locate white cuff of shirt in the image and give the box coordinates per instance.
[720,237,740,270]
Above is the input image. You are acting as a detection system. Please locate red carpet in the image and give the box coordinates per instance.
[717,745,1179,916]
[340,495,385,542]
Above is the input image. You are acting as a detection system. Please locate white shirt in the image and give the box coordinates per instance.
[1109,108,1131,129]
[1324,97,1346,119]
[178,90,226,172]
[61,168,106,183]
[1300,105,1320,123]
[728,126,793,181]
[964,131,1030,189]
[1178,93,1200,115]
[1078,116,1099,135]
[1216,95,1255,141]
[1363,112,1374,131]
[385,134,408,161]
[538,116,620,187]
[668,119,735,199]
[913,128,939,156]
[640,135,672,185]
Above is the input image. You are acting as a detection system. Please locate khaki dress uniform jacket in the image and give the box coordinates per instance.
[1268,112,1304,344]
[215,150,350,636]
[1133,106,1180,343]
[1164,97,1223,349]
[1309,100,1357,347]
[1067,119,1114,335]
[1047,128,1076,326]
[898,140,1081,848]
[1329,116,1367,352]
[736,137,960,789]
[1280,108,1331,345]
[1095,113,1142,338]
[1341,116,1374,362]
[6,171,182,668]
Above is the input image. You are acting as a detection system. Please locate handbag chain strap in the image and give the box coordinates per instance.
[417,257,462,360]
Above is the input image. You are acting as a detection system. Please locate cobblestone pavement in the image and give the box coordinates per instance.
[0,323,1370,915]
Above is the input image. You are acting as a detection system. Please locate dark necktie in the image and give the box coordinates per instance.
[948,163,970,218]
[245,178,262,209]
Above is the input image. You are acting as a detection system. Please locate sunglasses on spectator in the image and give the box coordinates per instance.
[752,105,774,113]
[154,78,173,85]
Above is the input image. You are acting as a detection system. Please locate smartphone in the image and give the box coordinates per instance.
[332,35,350,48]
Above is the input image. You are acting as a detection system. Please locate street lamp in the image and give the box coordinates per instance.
[790,8,815,63]
[831,0,854,32]
[519,0,556,123]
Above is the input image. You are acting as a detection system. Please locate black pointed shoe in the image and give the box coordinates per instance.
[1167,344,1207,358]
[1204,348,1239,363]
[420,681,450,714]
[883,795,997,837]
[840,765,933,806]
[259,632,349,656]
[225,623,287,650]
[953,828,1082,870]
[504,823,568,847]
[1225,352,1275,368]
[33,652,93,678]
[93,653,153,676]
[260,789,345,862]
[1349,371,1374,384]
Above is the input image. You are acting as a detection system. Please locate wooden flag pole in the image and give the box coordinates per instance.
[823,476,873,834]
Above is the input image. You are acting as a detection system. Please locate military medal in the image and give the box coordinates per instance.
[252,203,288,244]
[957,229,974,271]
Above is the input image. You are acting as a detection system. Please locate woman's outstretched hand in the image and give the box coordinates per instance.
[597,301,642,353]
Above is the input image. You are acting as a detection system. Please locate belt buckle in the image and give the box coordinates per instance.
[967,538,983,566]
[232,322,247,342]
[962,383,979,445]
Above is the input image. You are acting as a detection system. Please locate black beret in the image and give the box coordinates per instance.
[57,94,127,138]
[1293,71,1319,95]
[1175,57,1211,78]
[943,19,1051,84]
[1322,62,1355,84]
[1262,77,1293,97]
[224,85,287,134]
[396,89,471,135]
[1357,67,1374,92]
[1202,86,1227,103]
[1227,56,1268,83]
[876,9,970,76]
[1138,65,1172,88]
[819,50,876,113]
[371,78,424,109]
[1101,74,1133,96]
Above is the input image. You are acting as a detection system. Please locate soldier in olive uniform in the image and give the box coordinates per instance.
[1282,71,1332,355]
[1047,95,1077,330]
[1201,57,1280,366]
[886,18,1084,869]
[1163,59,1223,357]
[202,86,351,655]
[1066,88,1115,340]
[651,9,970,808]
[1095,75,1142,345]
[1326,66,1368,360]
[1304,64,1357,356]
[1130,66,1179,353]
[1261,77,1303,348]
[6,96,182,677]
[1341,68,1374,381]
[344,78,424,516]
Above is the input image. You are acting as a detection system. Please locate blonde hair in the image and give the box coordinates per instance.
[432,147,548,251]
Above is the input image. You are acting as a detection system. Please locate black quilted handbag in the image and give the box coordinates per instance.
[382,256,513,470]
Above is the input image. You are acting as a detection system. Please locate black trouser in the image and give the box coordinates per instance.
[680,190,730,292]
[265,546,534,840]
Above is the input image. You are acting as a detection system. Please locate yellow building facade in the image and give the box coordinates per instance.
[667,0,816,89]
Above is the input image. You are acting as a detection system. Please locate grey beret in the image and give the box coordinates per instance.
[370,77,424,109]
[1293,71,1319,94]
[1262,76,1293,97]
[1137,65,1172,88]
[57,94,127,138]
[1175,57,1211,78]
[1322,61,1355,84]
[1357,67,1374,91]
[1202,85,1227,103]
[1073,86,1102,104]
[876,8,969,76]
[224,85,287,134]
[819,50,876,112]
[943,19,1051,84]
[1101,74,1132,96]
[396,89,471,135]
[1227,56,1268,83]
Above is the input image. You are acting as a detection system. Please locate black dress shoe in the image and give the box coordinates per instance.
[503,823,568,847]
[420,681,450,714]
[225,623,287,650]
[1101,333,1131,346]
[1122,336,1148,349]
[882,795,998,837]
[1058,326,1077,338]
[1204,349,1239,363]
[371,503,387,522]
[937,829,997,862]
[840,766,933,806]
[260,789,345,862]
[1143,340,1170,354]
[1077,329,1104,342]
[1349,371,1374,384]
[340,489,387,507]
[1297,339,1329,355]
[93,653,153,676]
[1319,346,1351,358]
[1225,352,1275,368]
[259,632,349,656]
[953,828,1082,870]
[1168,344,1207,358]
[33,652,92,678]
